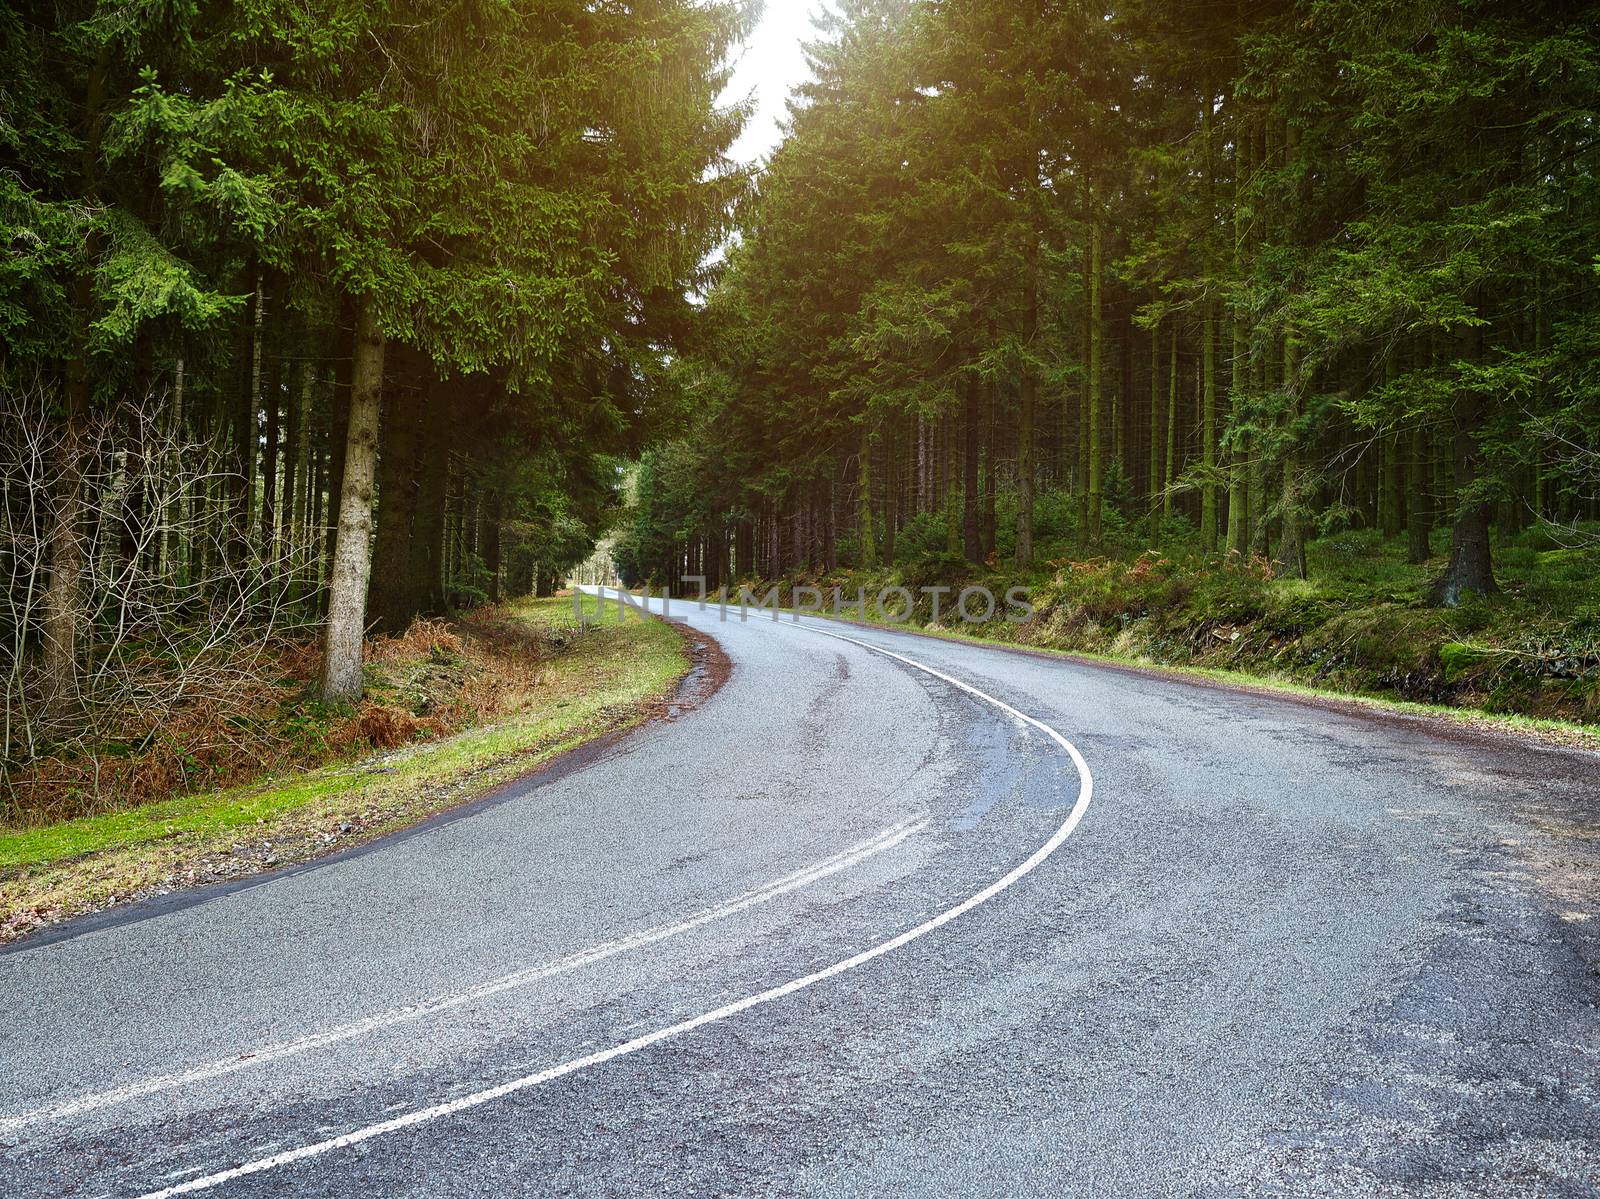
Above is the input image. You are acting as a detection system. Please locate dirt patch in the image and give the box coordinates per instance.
[657,621,734,720]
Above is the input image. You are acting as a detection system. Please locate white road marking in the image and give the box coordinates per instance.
[1,821,918,1132]
[133,620,1094,1199]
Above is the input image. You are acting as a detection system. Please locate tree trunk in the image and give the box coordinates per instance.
[408,378,451,616]
[1077,241,1092,535]
[368,360,423,632]
[981,383,997,557]
[1249,321,1271,557]
[320,295,385,703]
[1278,325,1306,580]
[1016,218,1041,567]
[1017,371,1036,567]
[163,352,187,583]
[481,489,502,603]
[1163,322,1178,524]
[1246,118,1272,559]
[1087,220,1104,544]
[42,46,115,717]
[1117,304,1132,477]
[260,341,280,556]
[883,415,897,567]
[962,375,981,562]
[279,354,299,553]
[1406,416,1432,564]
[921,413,934,512]
[944,411,960,557]
[735,517,753,580]
[1379,349,1403,540]
[857,422,877,569]
[1200,95,1220,554]
[1227,105,1251,557]
[1431,389,1498,606]
[323,312,354,607]
[291,358,314,579]
[1379,434,1403,539]
[1147,320,1161,542]
[230,272,264,567]
[823,475,837,572]
[41,384,89,722]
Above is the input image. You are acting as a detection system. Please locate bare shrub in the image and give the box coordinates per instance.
[2,378,317,821]
[1531,417,1600,550]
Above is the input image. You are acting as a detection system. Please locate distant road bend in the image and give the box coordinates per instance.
[2,588,1597,1197]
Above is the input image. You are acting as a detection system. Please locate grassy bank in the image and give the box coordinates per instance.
[738,524,1600,740]
[0,594,690,942]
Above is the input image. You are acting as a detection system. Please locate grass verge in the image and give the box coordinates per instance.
[0,594,691,944]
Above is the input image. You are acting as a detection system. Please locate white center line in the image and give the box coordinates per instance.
[133,619,1094,1199]
[2,820,918,1132]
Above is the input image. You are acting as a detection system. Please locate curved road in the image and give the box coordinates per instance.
[3,594,1598,1197]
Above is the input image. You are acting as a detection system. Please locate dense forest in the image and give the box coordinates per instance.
[5,0,1599,823]
[619,0,1600,629]
[1,0,748,797]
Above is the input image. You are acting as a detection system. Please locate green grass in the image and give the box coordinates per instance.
[0,775,353,871]
[1,593,690,938]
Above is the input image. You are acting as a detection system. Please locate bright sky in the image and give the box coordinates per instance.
[722,2,834,167]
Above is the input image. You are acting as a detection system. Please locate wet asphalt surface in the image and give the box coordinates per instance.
[2,592,1597,1198]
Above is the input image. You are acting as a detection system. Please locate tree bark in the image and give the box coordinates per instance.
[962,375,981,563]
[163,352,187,582]
[735,517,752,580]
[1247,118,1272,559]
[322,312,353,608]
[1278,324,1306,580]
[41,46,112,721]
[882,415,897,568]
[292,358,314,559]
[857,422,877,569]
[480,489,502,604]
[1432,388,1498,606]
[1163,322,1178,524]
[823,474,837,572]
[368,358,423,632]
[1227,104,1251,557]
[1379,434,1403,538]
[408,377,451,616]
[280,354,300,553]
[229,271,264,568]
[1249,322,1271,557]
[1406,416,1432,564]
[1117,303,1132,476]
[1201,306,1218,552]
[41,382,89,721]
[1087,219,1104,544]
[260,340,281,557]
[945,411,960,557]
[1147,320,1161,542]
[1016,216,1041,566]
[319,295,385,703]
[921,413,934,512]
[1200,95,1220,554]
[981,383,997,557]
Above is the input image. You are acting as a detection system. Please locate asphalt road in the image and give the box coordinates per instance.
[3,591,1598,1198]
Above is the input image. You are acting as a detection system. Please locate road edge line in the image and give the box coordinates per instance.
[134,621,1095,1199]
